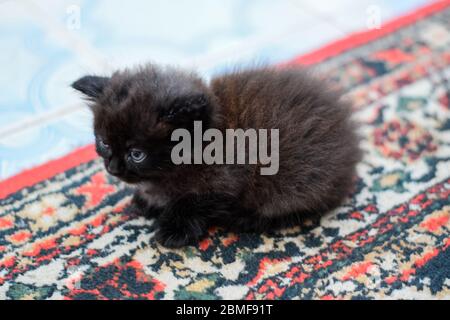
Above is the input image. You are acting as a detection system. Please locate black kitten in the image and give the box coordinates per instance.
[72,64,361,248]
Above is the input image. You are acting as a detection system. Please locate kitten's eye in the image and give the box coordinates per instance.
[129,149,147,163]
[98,137,109,149]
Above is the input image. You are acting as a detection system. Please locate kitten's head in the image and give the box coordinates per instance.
[72,64,218,183]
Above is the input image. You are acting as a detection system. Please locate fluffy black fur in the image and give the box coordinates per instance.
[72,64,361,248]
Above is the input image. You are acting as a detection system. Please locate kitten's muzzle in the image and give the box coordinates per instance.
[106,157,123,176]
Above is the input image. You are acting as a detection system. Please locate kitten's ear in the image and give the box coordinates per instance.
[160,94,210,125]
[71,75,109,99]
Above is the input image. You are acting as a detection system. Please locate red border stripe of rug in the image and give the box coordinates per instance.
[1,0,449,200]
[0,145,97,199]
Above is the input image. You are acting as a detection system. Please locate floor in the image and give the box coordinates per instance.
[0,0,430,180]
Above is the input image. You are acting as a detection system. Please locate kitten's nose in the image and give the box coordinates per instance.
[107,157,122,175]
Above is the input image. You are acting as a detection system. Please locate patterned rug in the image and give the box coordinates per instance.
[1,1,450,300]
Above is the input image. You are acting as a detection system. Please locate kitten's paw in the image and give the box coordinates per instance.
[126,192,162,219]
[155,228,197,248]
[155,218,206,248]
